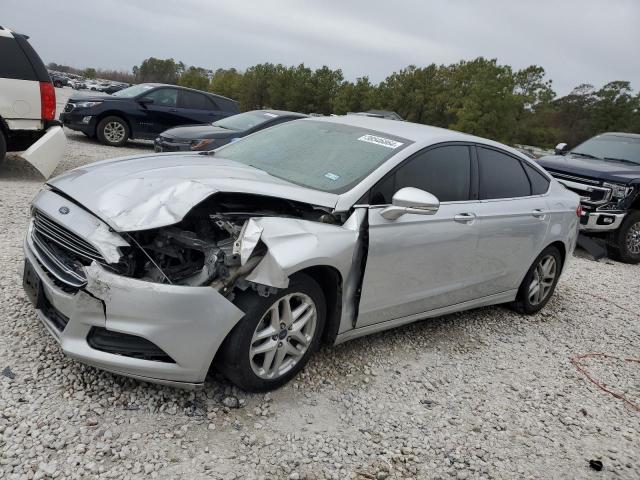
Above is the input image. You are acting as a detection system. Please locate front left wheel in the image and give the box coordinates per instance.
[218,273,326,392]
[96,116,129,146]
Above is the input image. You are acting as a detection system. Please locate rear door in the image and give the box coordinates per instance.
[177,90,224,123]
[357,144,483,327]
[473,146,551,295]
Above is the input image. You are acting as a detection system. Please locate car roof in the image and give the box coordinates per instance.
[309,114,516,151]
[257,109,308,118]
[141,83,238,104]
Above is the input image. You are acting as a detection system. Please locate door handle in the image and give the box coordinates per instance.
[531,209,547,219]
[454,212,476,224]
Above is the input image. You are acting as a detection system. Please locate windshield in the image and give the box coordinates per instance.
[112,84,155,98]
[214,111,284,131]
[216,120,411,194]
[572,134,640,165]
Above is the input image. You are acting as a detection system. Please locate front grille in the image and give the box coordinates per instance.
[548,171,612,206]
[31,210,107,288]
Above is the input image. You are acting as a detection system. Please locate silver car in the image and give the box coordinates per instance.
[22,116,580,391]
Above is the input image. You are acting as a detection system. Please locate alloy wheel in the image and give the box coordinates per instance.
[103,121,125,143]
[249,293,317,380]
[626,221,640,255]
[528,254,557,306]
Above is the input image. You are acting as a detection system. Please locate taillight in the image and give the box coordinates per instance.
[40,82,56,121]
[576,205,584,217]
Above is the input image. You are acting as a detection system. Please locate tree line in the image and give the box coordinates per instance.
[51,57,640,148]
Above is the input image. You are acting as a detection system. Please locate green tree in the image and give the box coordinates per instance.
[210,68,243,100]
[133,57,185,84]
[178,66,210,91]
[333,77,375,114]
[83,68,97,79]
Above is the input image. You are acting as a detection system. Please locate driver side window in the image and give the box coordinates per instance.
[145,88,178,107]
[369,145,473,204]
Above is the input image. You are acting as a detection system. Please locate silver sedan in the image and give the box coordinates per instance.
[22,116,580,391]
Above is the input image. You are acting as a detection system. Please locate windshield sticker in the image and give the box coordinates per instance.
[263,113,278,117]
[358,134,404,149]
[324,172,340,181]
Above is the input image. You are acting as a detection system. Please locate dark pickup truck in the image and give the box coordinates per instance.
[537,132,640,263]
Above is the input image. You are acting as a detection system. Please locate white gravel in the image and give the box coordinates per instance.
[1,88,639,479]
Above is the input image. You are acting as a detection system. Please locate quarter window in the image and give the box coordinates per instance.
[478,147,531,199]
[522,162,550,195]
[0,37,36,80]
[145,88,178,107]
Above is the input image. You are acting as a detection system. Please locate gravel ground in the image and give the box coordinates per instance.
[1,88,639,479]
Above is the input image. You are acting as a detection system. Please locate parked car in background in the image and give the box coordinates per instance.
[22,116,579,391]
[538,132,640,263]
[155,109,308,152]
[60,83,240,146]
[0,26,65,177]
[70,79,87,90]
[50,74,68,88]
[103,83,129,94]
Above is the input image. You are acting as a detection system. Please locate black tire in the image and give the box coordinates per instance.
[96,116,129,146]
[0,130,6,163]
[510,245,562,314]
[607,211,640,264]
[218,273,326,392]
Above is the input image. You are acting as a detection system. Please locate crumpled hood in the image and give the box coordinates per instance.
[47,153,338,232]
[537,155,640,184]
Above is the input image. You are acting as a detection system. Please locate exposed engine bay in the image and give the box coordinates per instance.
[110,193,347,292]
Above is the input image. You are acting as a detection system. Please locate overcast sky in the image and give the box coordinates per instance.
[4,0,639,96]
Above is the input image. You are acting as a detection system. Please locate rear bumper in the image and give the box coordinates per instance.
[580,211,626,232]
[23,233,244,388]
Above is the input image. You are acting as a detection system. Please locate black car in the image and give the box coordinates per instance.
[154,109,308,152]
[59,83,240,146]
[103,83,129,94]
[537,132,640,263]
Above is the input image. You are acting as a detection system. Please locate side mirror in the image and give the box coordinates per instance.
[380,187,440,220]
[554,143,569,155]
[139,97,154,105]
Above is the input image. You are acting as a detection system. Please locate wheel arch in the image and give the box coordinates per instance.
[295,265,343,344]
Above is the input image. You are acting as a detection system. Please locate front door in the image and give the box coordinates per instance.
[356,144,483,327]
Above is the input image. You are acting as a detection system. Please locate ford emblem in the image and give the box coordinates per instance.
[58,206,70,215]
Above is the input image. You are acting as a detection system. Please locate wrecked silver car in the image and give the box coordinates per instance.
[22,116,580,391]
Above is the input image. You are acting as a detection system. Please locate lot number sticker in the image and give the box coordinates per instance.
[358,134,403,149]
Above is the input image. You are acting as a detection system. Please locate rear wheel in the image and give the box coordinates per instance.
[218,273,326,392]
[510,245,562,314]
[608,211,640,264]
[96,116,129,146]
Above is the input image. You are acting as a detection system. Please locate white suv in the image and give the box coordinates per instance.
[0,26,65,177]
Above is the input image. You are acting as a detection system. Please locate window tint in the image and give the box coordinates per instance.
[522,162,550,195]
[180,90,214,110]
[394,146,472,202]
[0,37,36,80]
[478,147,531,199]
[145,88,178,107]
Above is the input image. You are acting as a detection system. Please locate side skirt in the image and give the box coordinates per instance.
[334,290,517,345]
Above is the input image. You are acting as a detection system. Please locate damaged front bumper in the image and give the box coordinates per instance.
[23,236,244,388]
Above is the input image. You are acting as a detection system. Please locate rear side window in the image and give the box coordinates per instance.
[478,147,531,199]
[0,37,37,80]
[180,90,216,110]
[522,162,550,195]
